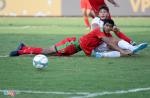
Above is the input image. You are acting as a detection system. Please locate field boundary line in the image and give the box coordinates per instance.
[0,89,89,96]
[72,87,150,98]
[0,87,150,98]
[0,55,9,58]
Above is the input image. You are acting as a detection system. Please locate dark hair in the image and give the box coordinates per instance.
[99,5,109,12]
[103,19,114,27]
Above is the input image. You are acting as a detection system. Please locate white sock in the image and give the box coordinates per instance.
[118,40,136,52]
[101,51,121,58]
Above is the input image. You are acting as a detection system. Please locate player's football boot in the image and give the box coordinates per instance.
[130,41,137,46]
[9,43,25,56]
[133,43,148,53]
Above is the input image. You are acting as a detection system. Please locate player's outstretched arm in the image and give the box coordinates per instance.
[113,26,137,45]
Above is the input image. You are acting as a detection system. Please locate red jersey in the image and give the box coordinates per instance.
[79,27,106,56]
[89,0,106,15]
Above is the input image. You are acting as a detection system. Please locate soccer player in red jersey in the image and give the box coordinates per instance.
[88,0,119,16]
[80,0,95,29]
[79,19,139,56]
[9,19,147,57]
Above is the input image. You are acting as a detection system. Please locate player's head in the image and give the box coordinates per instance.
[103,19,114,33]
[98,5,109,20]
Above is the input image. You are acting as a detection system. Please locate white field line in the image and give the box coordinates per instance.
[0,55,9,58]
[0,87,150,98]
[72,87,150,98]
[0,25,60,29]
[0,89,89,95]
[0,26,42,30]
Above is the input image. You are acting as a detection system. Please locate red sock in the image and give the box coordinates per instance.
[84,17,90,28]
[18,46,42,55]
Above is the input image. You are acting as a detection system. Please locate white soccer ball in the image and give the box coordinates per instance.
[33,54,48,69]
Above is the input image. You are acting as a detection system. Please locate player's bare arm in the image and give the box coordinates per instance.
[107,0,119,7]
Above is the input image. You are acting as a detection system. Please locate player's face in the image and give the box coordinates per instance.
[98,9,109,20]
[103,23,113,33]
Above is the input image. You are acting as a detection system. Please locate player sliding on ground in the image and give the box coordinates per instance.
[9,19,148,57]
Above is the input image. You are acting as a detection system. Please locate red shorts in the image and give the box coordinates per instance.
[79,38,103,56]
[55,37,81,56]
[80,0,92,9]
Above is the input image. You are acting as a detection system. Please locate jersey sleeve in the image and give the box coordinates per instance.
[114,31,132,43]
[91,17,100,25]
[94,28,106,38]
[91,17,104,28]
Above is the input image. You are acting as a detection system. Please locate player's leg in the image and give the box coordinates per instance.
[83,9,91,29]
[9,43,56,56]
[10,37,81,56]
[55,44,80,56]
[41,46,56,55]
[93,42,121,58]
[95,51,121,58]
[93,41,134,58]
[94,42,109,52]
[86,1,95,19]
[80,0,92,29]
[107,37,148,53]
[102,37,148,55]
[54,37,81,56]
[9,43,26,56]
[117,40,148,53]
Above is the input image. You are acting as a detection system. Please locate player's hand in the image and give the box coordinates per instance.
[120,50,132,56]
[113,26,120,33]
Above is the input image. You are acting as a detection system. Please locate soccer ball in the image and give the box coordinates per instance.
[33,54,48,69]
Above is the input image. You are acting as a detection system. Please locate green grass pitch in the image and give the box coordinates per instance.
[0,17,150,98]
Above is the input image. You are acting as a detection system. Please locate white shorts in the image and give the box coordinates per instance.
[94,42,110,52]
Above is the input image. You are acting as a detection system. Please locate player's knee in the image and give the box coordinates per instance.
[109,37,120,44]
[42,46,56,54]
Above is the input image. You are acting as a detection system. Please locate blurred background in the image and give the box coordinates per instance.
[0,0,150,17]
